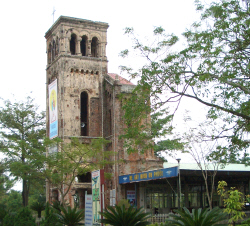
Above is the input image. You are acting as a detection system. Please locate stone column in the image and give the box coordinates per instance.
[76,37,81,56]
[88,40,92,57]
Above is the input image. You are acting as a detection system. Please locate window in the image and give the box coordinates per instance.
[48,43,52,63]
[81,35,87,56]
[91,37,98,57]
[70,34,76,55]
[77,172,91,183]
[80,92,88,136]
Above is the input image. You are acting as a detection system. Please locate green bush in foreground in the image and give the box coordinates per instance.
[99,205,151,226]
[55,205,84,226]
[165,207,227,226]
[3,207,36,226]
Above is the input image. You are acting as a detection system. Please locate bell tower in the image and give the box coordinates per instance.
[45,16,108,138]
[45,16,109,206]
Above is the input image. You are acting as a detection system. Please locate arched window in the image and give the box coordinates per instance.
[81,35,87,56]
[80,92,88,136]
[77,172,91,183]
[91,37,98,57]
[70,34,76,55]
[52,40,56,61]
[55,37,59,56]
[48,43,52,63]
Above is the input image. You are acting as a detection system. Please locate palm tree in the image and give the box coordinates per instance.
[99,205,151,226]
[165,207,227,226]
[30,201,46,218]
[55,205,84,226]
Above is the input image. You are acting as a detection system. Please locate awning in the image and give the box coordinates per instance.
[119,166,178,184]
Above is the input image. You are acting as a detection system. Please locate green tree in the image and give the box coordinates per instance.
[99,205,151,226]
[45,137,112,207]
[1,190,22,213]
[121,92,184,156]
[120,0,250,161]
[30,200,45,218]
[0,97,46,206]
[165,207,227,226]
[217,180,245,226]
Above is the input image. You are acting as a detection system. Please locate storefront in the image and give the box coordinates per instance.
[119,163,250,214]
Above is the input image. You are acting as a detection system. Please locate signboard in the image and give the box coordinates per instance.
[110,189,116,206]
[48,79,58,139]
[127,190,136,206]
[85,194,93,226]
[119,167,178,184]
[92,170,101,224]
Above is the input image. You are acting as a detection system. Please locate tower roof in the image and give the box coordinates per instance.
[45,16,109,38]
[107,73,134,85]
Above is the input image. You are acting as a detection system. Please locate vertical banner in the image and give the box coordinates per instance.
[48,79,58,139]
[92,170,104,225]
[85,194,93,226]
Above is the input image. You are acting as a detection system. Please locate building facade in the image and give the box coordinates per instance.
[45,16,162,209]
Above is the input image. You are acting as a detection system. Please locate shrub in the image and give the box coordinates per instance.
[55,205,84,226]
[99,205,151,226]
[165,207,227,226]
[40,202,62,226]
[3,207,36,226]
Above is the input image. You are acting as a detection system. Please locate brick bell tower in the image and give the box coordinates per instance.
[45,16,163,210]
[45,16,109,207]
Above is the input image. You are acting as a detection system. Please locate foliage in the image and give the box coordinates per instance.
[0,163,14,202]
[0,204,7,226]
[55,205,84,226]
[3,212,16,226]
[40,202,62,226]
[165,207,227,226]
[241,218,250,226]
[117,199,130,209]
[99,205,151,226]
[218,181,245,225]
[120,0,250,162]
[3,207,36,226]
[121,92,184,156]
[45,137,112,206]
[30,200,45,218]
[0,96,46,206]
[0,190,22,213]
[149,224,164,226]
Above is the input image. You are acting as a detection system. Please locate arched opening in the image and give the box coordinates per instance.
[55,37,59,56]
[52,40,56,61]
[70,33,77,55]
[81,36,87,56]
[48,43,52,63]
[91,37,98,57]
[77,172,91,183]
[80,92,88,136]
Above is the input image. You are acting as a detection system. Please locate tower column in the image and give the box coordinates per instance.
[76,38,81,56]
[88,40,92,57]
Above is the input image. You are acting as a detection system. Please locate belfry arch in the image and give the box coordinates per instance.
[81,35,87,56]
[91,37,98,57]
[80,91,88,136]
[70,33,77,55]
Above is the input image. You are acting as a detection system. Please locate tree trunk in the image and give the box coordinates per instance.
[22,179,29,206]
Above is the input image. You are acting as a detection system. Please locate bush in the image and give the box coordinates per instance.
[3,207,36,226]
[99,205,151,226]
[165,207,227,226]
[40,202,62,226]
[55,205,84,226]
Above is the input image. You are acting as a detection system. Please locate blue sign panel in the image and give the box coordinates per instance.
[119,167,178,184]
